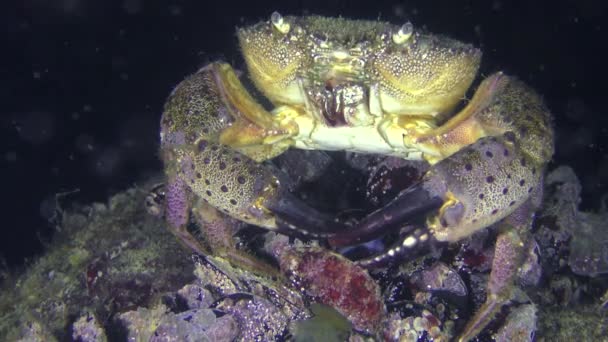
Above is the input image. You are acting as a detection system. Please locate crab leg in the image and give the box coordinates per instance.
[160,63,348,256]
[340,72,551,337]
[457,202,535,341]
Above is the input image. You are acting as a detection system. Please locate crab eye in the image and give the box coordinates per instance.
[270,11,290,34]
[238,12,308,106]
[392,22,414,45]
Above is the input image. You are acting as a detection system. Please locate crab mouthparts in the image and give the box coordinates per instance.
[318,81,348,126]
[308,80,371,128]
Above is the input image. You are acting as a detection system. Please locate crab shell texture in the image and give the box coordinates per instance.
[238,15,481,119]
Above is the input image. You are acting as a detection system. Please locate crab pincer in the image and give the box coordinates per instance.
[160,62,350,257]
[327,72,549,256]
[329,72,551,340]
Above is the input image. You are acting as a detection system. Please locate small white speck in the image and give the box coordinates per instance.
[402,236,417,247]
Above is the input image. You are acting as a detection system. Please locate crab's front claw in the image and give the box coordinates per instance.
[337,131,543,268]
[264,191,351,237]
[326,165,449,268]
[327,183,444,248]
[331,73,551,264]
[421,133,541,242]
[163,137,350,247]
[160,61,350,256]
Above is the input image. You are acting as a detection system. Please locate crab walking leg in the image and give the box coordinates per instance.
[458,230,524,341]
[160,62,349,254]
[457,202,536,341]
[163,176,209,255]
[190,199,283,277]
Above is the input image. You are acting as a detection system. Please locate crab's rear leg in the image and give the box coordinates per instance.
[160,62,348,258]
[457,202,536,341]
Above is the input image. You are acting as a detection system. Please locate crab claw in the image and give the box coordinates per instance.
[354,225,443,268]
[328,183,444,247]
[326,171,447,268]
[333,129,543,268]
[264,191,350,238]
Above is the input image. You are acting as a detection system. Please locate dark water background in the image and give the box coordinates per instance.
[2,0,607,268]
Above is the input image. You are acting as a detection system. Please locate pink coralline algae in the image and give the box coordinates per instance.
[275,245,386,334]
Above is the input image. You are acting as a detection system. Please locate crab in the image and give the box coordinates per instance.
[156,13,553,341]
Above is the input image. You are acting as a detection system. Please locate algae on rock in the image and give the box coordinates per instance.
[0,186,194,340]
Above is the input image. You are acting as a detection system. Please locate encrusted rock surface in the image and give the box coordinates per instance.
[1,165,607,341]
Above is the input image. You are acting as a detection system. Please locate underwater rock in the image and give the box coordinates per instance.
[15,320,56,342]
[72,312,107,342]
[410,262,467,297]
[267,238,386,334]
[118,304,237,342]
[117,305,169,341]
[150,309,230,342]
[568,210,608,276]
[495,304,537,342]
[0,187,194,341]
[518,240,542,288]
[538,166,608,276]
[537,305,608,340]
[201,315,240,341]
[4,164,608,341]
[177,283,214,309]
[214,294,289,341]
[384,309,452,342]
